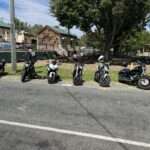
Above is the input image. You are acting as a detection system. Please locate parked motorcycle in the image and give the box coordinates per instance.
[94,63,111,87]
[0,59,6,76]
[118,62,150,90]
[73,63,84,86]
[21,62,37,82]
[47,64,59,84]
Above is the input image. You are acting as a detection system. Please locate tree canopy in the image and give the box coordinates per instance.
[15,18,31,32]
[122,31,150,52]
[15,18,43,35]
[79,32,104,49]
[50,0,150,58]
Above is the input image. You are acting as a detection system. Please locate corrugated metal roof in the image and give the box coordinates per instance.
[50,26,76,37]
[0,20,10,28]
[38,25,76,38]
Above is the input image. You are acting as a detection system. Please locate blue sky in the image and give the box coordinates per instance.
[0,0,84,37]
[1,0,149,35]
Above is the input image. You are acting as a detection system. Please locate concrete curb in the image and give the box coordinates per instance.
[0,75,139,91]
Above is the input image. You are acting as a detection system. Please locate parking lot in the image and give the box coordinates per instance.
[0,80,150,150]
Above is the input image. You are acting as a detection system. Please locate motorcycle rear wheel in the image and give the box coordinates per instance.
[21,70,27,82]
[94,71,100,82]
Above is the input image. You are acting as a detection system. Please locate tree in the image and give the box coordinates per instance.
[122,31,150,52]
[50,0,150,59]
[15,18,43,35]
[15,18,31,32]
[30,24,43,35]
[79,31,104,49]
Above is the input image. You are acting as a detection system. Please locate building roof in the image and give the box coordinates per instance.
[38,25,76,38]
[0,20,10,29]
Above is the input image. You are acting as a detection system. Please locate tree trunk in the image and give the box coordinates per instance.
[104,36,113,61]
[113,45,120,58]
[104,50,110,62]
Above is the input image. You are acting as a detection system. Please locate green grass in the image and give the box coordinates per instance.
[5,64,23,75]
[5,63,150,82]
[110,71,119,82]
[59,68,72,80]
[6,63,150,82]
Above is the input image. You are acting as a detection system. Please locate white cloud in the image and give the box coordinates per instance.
[0,0,59,25]
[15,0,59,26]
[0,8,10,23]
[0,0,83,37]
[71,26,84,37]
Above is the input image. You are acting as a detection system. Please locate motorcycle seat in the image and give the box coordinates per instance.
[120,68,130,73]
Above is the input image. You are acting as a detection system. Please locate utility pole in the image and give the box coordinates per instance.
[10,0,16,72]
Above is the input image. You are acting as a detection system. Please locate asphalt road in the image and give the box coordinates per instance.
[0,79,150,150]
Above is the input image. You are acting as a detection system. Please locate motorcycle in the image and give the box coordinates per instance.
[21,62,37,82]
[73,63,84,86]
[47,65,59,84]
[94,63,111,87]
[0,59,6,76]
[118,62,150,90]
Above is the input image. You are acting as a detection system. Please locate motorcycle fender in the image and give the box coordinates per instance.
[49,72,52,78]
[104,74,108,78]
[49,72,55,78]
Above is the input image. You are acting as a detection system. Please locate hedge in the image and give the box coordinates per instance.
[0,51,58,62]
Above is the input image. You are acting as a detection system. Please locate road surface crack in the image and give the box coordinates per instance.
[64,87,129,150]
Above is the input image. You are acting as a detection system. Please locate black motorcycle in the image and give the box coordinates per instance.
[73,63,84,86]
[21,62,37,82]
[118,62,150,90]
[0,59,6,76]
[94,63,111,87]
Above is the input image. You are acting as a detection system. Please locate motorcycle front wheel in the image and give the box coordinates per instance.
[99,76,111,87]
[137,76,150,90]
[73,76,83,86]
[48,74,56,84]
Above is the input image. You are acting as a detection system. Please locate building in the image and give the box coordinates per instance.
[37,26,77,56]
[0,19,10,42]
[16,31,37,49]
[137,44,150,57]
[0,19,36,50]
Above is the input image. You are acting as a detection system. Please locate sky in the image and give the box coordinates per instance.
[0,0,84,37]
[0,0,150,36]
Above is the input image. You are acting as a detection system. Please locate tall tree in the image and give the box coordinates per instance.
[15,18,31,32]
[15,18,43,35]
[122,31,150,52]
[50,0,150,59]
[30,24,44,35]
[79,31,104,49]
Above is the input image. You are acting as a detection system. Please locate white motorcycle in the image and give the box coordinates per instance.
[47,64,59,84]
[94,63,111,87]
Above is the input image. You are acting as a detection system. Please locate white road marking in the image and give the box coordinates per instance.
[61,84,73,87]
[0,120,150,148]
